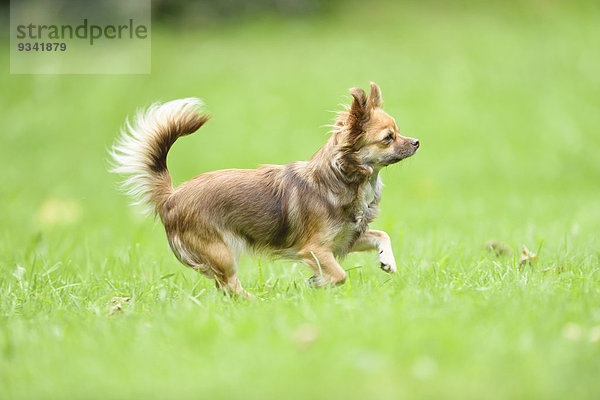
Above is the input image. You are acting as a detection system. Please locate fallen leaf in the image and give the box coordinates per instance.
[111,296,131,303]
[540,265,564,274]
[108,303,123,315]
[108,296,130,315]
[519,245,537,266]
[485,239,512,257]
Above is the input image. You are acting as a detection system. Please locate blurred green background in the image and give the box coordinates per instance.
[1,1,600,399]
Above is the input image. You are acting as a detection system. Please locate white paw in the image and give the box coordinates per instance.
[307,275,326,287]
[379,251,397,274]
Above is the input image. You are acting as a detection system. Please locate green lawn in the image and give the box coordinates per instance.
[2,1,600,398]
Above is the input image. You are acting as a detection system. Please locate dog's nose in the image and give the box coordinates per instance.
[411,139,420,148]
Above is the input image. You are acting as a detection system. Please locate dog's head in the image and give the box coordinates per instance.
[335,82,419,172]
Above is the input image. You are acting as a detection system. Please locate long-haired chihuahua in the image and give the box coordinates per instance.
[111,83,419,297]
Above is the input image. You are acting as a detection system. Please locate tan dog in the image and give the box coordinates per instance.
[111,83,419,296]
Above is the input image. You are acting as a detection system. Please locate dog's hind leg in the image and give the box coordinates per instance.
[198,240,251,298]
[299,247,347,287]
[169,234,251,297]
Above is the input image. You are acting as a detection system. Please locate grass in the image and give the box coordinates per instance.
[1,1,600,398]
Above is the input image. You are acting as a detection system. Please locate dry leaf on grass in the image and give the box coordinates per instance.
[109,303,123,315]
[111,296,131,303]
[108,297,131,315]
[540,265,564,274]
[485,239,513,257]
[519,245,537,266]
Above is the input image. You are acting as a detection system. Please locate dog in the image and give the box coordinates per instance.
[110,82,419,297]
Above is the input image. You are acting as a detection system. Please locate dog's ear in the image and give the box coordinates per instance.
[347,87,369,144]
[368,82,382,109]
[349,87,367,115]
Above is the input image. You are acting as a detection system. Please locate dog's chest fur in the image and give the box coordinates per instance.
[332,173,382,254]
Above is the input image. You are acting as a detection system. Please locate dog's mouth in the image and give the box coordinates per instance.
[384,156,406,165]
[384,147,419,165]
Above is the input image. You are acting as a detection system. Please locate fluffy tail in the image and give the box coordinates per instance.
[109,98,210,215]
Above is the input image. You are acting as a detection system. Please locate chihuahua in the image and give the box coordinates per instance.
[111,83,419,296]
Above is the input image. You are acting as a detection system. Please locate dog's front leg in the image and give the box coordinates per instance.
[351,230,397,273]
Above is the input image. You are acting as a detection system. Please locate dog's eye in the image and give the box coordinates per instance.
[383,133,394,143]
